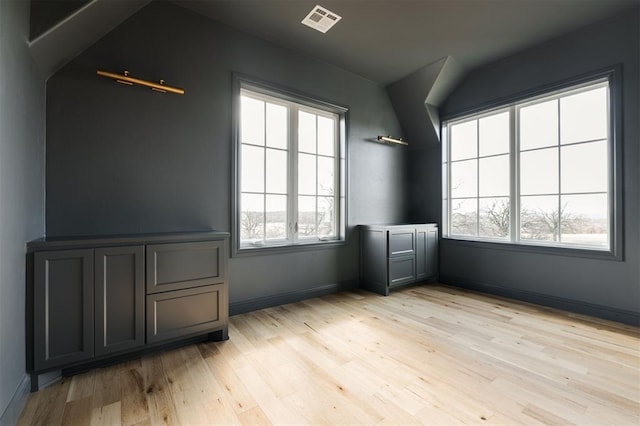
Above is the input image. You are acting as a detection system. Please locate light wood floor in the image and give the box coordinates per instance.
[18,285,640,425]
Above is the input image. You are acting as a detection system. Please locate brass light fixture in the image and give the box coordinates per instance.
[377,135,408,146]
[96,69,185,95]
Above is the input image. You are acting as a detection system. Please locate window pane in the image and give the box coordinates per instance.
[451,198,477,236]
[298,196,316,237]
[450,120,477,161]
[520,195,559,242]
[240,193,264,241]
[479,154,509,197]
[479,198,510,238]
[561,141,608,194]
[298,153,316,195]
[266,148,287,194]
[560,193,608,247]
[241,96,265,146]
[266,103,287,149]
[299,111,317,154]
[265,195,287,240]
[317,156,334,196]
[479,112,509,157]
[520,147,558,195]
[520,99,557,150]
[317,116,335,156]
[318,196,335,238]
[561,87,607,144]
[241,145,264,193]
[451,159,477,198]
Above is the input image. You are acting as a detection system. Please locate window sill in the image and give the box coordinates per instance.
[233,239,348,257]
[441,236,622,261]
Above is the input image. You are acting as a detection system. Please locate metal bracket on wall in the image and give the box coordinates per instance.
[96,69,185,95]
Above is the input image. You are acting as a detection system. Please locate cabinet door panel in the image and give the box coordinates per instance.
[34,249,94,370]
[388,229,415,257]
[416,228,427,280]
[425,228,438,278]
[146,241,225,294]
[388,255,416,287]
[416,226,438,280]
[95,246,145,356]
[146,284,225,343]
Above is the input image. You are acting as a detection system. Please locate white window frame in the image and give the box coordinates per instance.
[442,68,622,259]
[233,76,347,255]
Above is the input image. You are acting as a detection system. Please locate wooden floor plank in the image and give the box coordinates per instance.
[17,284,640,425]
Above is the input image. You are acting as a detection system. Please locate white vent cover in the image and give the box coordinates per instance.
[301,5,342,33]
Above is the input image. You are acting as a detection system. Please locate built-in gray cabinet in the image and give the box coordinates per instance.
[360,224,438,295]
[95,245,145,357]
[33,249,94,371]
[27,232,229,391]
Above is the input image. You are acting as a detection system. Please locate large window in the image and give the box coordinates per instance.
[443,76,618,253]
[235,79,346,252]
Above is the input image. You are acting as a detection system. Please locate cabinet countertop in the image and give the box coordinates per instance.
[27,231,230,251]
[359,223,438,230]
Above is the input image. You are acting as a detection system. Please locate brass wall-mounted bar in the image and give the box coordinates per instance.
[96,69,185,95]
[377,135,408,146]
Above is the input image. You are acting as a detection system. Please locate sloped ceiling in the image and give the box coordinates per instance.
[29,0,151,79]
[173,0,637,85]
[30,0,638,84]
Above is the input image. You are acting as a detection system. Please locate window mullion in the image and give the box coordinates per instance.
[511,105,519,244]
[557,99,562,243]
[315,115,319,238]
[447,125,452,237]
[476,120,480,237]
[262,106,268,242]
[290,105,299,244]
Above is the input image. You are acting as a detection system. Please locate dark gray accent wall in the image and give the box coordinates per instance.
[386,57,465,224]
[0,0,46,421]
[437,9,640,322]
[45,2,405,306]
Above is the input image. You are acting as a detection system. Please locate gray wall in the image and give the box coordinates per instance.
[0,0,46,421]
[45,1,405,307]
[437,9,639,322]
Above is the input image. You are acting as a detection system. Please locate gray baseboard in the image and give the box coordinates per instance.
[0,375,30,426]
[440,275,639,326]
[230,280,358,316]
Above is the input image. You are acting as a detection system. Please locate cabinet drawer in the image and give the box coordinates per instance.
[388,255,416,287]
[388,229,415,257]
[146,240,225,294]
[146,284,225,343]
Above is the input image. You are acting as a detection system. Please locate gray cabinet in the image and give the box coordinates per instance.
[33,249,94,371]
[147,284,226,343]
[360,224,438,295]
[95,246,145,356]
[146,240,225,294]
[145,240,228,343]
[416,225,438,281]
[28,232,229,391]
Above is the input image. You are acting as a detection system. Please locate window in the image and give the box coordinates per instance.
[234,78,346,252]
[443,74,619,254]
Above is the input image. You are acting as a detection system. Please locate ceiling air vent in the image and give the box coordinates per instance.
[301,5,342,33]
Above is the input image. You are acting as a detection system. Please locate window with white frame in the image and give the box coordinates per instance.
[235,81,346,251]
[443,78,614,252]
